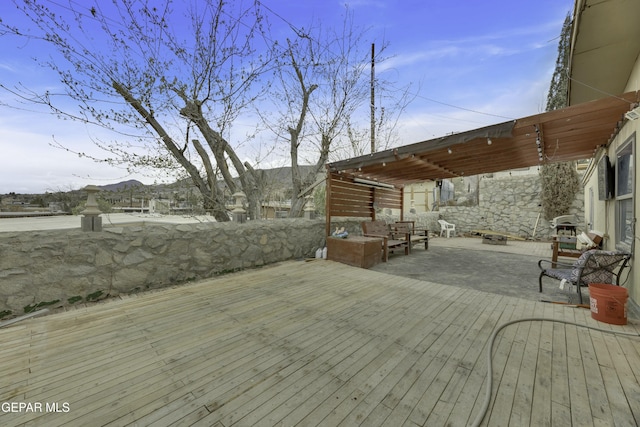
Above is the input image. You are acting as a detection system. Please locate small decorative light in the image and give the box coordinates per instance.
[487,137,492,145]
[448,148,452,154]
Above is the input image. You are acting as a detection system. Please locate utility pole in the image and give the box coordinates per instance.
[370,43,375,153]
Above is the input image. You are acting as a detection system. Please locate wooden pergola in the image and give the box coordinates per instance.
[325,91,640,235]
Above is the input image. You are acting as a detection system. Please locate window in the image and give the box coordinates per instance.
[615,134,635,250]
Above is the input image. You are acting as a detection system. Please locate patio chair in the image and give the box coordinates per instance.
[538,249,631,304]
[393,221,429,252]
[551,231,603,265]
[438,219,456,238]
[361,220,409,262]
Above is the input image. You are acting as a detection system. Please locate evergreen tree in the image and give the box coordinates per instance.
[546,14,572,111]
[541,13,580,221]
[540,163,580,220]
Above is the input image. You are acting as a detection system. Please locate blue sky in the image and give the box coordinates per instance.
[0,0,574,194]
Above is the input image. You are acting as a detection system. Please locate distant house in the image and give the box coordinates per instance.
[573,0,640,306]
[149,198,171,215]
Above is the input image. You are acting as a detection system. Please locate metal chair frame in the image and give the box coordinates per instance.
[538,249,631,304]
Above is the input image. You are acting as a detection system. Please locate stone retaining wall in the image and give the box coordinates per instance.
[440,175,584,239]
[0,217,364,319]
[0,173,585,319]
[375,212,441,234]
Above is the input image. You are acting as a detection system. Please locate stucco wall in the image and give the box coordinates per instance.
[0,217,364,319]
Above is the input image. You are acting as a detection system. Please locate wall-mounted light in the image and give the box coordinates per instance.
[625,105,640,120]
[353,177,395,189]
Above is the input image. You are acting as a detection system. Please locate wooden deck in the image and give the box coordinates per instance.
[2,260,640,426]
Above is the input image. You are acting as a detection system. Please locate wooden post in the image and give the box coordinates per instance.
[371,187,376,222]
[370,43,375,154]
[325,169,332,237]
[400,185,404,221]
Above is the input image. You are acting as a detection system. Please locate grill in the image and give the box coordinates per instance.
[551,215,577,236]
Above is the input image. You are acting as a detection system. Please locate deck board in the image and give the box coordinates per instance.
[1,259,639,426]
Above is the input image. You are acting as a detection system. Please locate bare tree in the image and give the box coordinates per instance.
[259,10,415,217]
[263,10,381,217]
[1,0,272,221]
[344,83,416,158]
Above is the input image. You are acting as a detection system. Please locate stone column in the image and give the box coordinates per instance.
[80,185,103,232]
[232,191,247,223]
[303,195,316,220]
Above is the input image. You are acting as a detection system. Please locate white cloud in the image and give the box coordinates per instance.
[0,0,573,193]
[0,113,153,193]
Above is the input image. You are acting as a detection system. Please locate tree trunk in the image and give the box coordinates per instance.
[180,100,262,221]
[113,81,232,221]
[289,196,306,218]
[205,198,230,222]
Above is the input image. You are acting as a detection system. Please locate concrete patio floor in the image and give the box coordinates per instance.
[373,236,600,308]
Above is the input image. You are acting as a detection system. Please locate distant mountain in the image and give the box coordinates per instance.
[97,180,145,192]
[95,166,319,194]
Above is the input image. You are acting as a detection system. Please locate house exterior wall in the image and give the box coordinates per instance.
[583,176,607,232]
[584,123,639,304]
[583,54,640,306]
[403,182,436,213]
[624,52,640,93]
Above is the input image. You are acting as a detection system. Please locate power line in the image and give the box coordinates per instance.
[405,88,516,120]
[567,73,636,105]
[257,1,518,122]
[45,1,530,124]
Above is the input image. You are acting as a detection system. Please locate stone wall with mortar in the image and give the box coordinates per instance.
[0,217,364,319]
[375,212,441,234]
[439,175,584,239]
